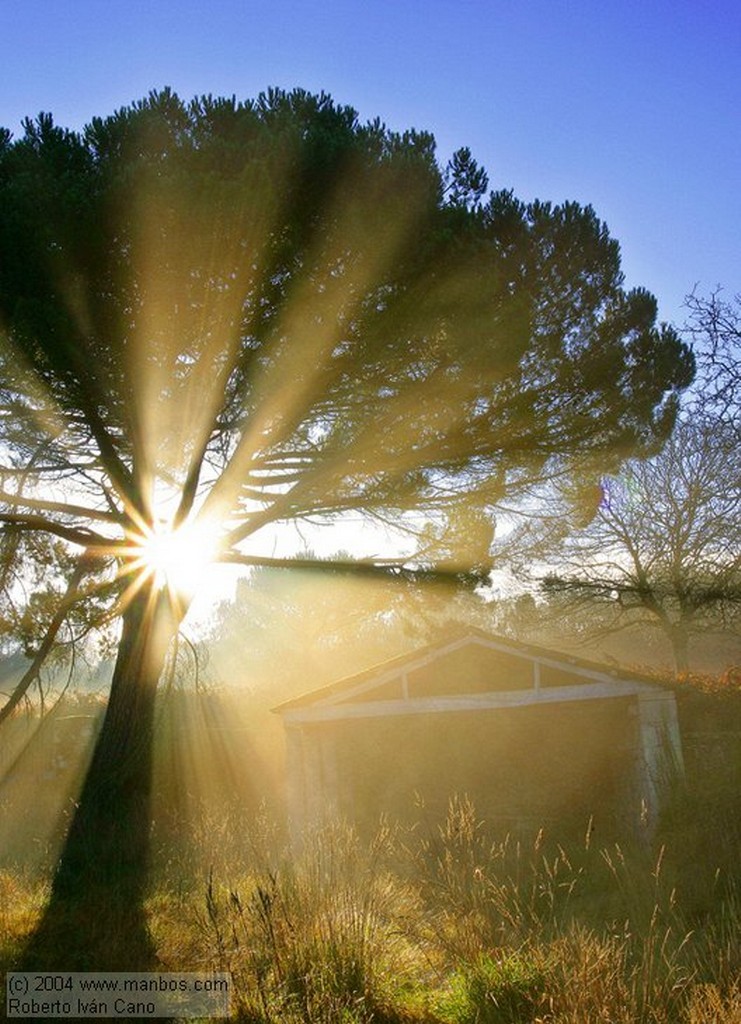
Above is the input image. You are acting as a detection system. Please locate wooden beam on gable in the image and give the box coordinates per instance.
[281,679,671,725]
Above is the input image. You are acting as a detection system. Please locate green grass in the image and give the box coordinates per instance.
[434,951,551,1023]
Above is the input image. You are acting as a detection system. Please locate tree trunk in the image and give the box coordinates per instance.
[22,582,182,971]
[669,624,690,677]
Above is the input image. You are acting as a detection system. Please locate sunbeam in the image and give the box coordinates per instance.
[129,518,220,597]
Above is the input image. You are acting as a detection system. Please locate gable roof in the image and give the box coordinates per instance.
[272,626,668,714]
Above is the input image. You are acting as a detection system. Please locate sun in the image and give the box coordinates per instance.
[131,518,220,597]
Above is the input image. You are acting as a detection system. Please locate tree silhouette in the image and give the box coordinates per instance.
[0,88,693,966]
[535,290,740,674]
[685,288,741,433]
[540,417,741,673]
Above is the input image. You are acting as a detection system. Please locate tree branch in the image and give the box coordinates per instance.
[0,560,88,726]
[0,513,119,550]
[0,489,122,523]
[217,550,488,587]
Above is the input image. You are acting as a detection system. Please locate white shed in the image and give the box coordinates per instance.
[274,629,683,839]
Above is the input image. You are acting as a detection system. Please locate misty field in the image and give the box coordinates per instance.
[2,710,741,1024]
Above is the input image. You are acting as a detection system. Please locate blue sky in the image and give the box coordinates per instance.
[1,0,739,329]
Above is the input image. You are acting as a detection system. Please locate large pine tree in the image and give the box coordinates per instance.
[0,88,692,965]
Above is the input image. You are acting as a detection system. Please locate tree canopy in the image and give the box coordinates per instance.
[0,88,692,600]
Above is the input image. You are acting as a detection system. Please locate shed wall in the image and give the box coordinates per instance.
[324,696,637,836]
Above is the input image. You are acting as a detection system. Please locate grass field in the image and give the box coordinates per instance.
[2,791,740,1023]
[1,674,740,1022]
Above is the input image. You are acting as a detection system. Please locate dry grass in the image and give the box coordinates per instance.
[0,870,48,961]
[135,797,741,1023]
[2,797,740,1022]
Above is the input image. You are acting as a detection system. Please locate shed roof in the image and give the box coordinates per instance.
[273,626,669,715]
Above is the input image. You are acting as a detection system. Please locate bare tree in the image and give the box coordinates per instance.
[685,288,741,430]
[537,290,741,674]
[542,418,741,672]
